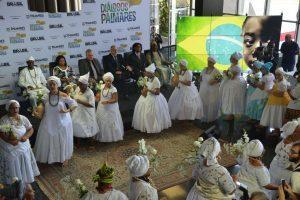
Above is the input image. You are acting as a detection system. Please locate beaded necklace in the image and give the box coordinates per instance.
[27,67,38,87]
[49,92,59,107]
[101,86,110,98]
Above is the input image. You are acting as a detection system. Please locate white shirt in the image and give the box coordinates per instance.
[18,66,47,89]
[291,163,300,195]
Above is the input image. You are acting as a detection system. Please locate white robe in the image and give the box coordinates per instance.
[128,179,158,200]
[199,68,221,122]
[95,85,124,142]
[81,190,128,200]
[168,70,203,120]
[72,87,99,138]
[132,77,171,133]
[34,94,77,164]
[0,115,40,184]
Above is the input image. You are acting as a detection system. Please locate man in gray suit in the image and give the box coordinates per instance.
[78,49,104,81]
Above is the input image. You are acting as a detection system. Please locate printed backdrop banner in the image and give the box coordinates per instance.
[0,0,150,105]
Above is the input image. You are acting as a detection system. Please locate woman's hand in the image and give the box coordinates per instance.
[20,136,28,142]
[60,109,70,113]
[102,101,109,105]
[9,139,19,146]
[278,185,285,200]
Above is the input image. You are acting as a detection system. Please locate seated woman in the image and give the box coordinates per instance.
[81,163,128,200]
[126,155,158,200]
[34,76,77,166]
[285,76,300,121]
[71,73,99,145]
[187,137,236,200]
[199,57,222,122]
[236,140,278,198]
[132,63,171,133]
[53,55,76,90]
[0,100,40,184]
[95,72,124,142]
[145,40,173,85]
[168,59,203,120]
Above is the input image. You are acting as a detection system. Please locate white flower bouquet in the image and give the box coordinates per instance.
[223,130,250,158]
[96,80,104,92]
[137,76,148,88]
[0,124,17,140]
[184,137,204,165]
[138,139,159,173]
[213,73,223,82]
[64,83,77,98]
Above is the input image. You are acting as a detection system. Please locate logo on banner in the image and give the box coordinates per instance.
[70,54,83,59]
[114,37,127,42]
[6,26,25,32]
[98,50,110,55]
[82,21,97,26]
[0,45,9,56]
[30,20,46,31]
[64,33,80,38]
[49,35,60,40]
[118,44,128,53]
[100,2,136,24]
[100,29,112,34]
[67,12,80,16]
[0,16,4,20]
[35,58,49,62]
[9,33,26,44]
[49,24,63,29]
[83,0,96,3]
[30,36,45,41]
[128,26,140,31]
[32,47,43,52]
[0,40,5,44]
[83,27,96,37]
[48,13,62,18]
[68,23,78,28]
[13,48,28,53]
[7,1,23,6]
[52,51,67,61]
[26,14,44,19]
[0,62,10,67]
[68,39,82,48]
[85,41,98,46]
[48,44,65,50]
[130,32,142,41]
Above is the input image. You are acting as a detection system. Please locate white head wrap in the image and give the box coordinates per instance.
[103,72,114,82]
[145,63,156,73]
[231,52,243,61]
[48,76,61,87]
[27,56,35,61]
[5,100,20,111]
[275,67,285,75]
[179,59,188,68]
[198,137,221,166]
[126,155,149,177]
[244,140,264,158]
[281,118,300,139]
[78,72,89,85]
[208,56,216,64]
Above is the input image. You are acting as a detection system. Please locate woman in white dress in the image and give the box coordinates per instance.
[126,155,158,200]
[34,76,77,165]
[81,163,128,200]
[168,59,203,120]
[199,57,222,122]
[95,72,124,142]
[0,100,40,184]
[187,137,236,200]
[236,140,278,198]
[220,52,247,119]
[71,73,99,141]
[132,63,171,133]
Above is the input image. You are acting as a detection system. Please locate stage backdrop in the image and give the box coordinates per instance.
[176,16,282,72]
[0,0,150,105]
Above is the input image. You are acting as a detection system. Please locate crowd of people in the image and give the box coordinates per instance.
[1,35,300,199]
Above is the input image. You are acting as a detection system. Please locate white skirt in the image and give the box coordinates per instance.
[199,84,220,122]
[260,105,286,128]
[95,103,124,142]
[168,85,203,120]
[133,93,171,133]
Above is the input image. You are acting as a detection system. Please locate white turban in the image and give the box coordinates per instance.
[103,72,114,82]
[5,100,20,111]
[48,76,61,87]
[281,118,300,139]
[179,59,188,67]
[126,155,149,177]
[275,67,285,75]
[198,137,221,166]
[244,140,264,158]
[27,56,35,61]
[145,63,156,73]
[79,72,89,85]
[208,56,216,64]
[231,52,243,61]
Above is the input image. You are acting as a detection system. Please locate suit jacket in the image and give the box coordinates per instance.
[103,54,125,75]
[78,58,103,80]
[126,52,146,78]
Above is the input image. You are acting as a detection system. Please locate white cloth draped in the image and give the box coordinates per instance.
[128,179,158,200]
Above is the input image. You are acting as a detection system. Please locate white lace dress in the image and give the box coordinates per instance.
[95,85,124,142]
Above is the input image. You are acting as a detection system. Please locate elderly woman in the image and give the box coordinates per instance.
[168,59,203,120]
[53,55,75,89]
[71,73,99,141]
[246,62,274,122]
[81,163,128,200]
[126,155,158,200]
[0,100,40,184]
[199,57,222,122]
[132,63,171,133]
[236,140,278,198]
[220,52,247,119]
[146,41,173,85]
[95,72,124,142]
[187,137,236,200]
[34,76,77,166]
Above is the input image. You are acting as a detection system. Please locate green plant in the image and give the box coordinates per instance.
[159,0,169,37]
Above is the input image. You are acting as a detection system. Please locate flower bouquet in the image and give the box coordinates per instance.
[75,179,88,198]
[137,76,148,88]
[95,80,104,100]
[138,139,158,173]
[227,71,233,79]
[32,90,45,119]
[214,73,223,82]
[0,124,18,141]
[60,176,88,199]
[64,83,77,98]
[223,130,250,158]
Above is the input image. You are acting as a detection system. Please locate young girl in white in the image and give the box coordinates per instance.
[260,67,291,133]
[168,59,203,120]
[95,72,124,142]
[132,63,171,133]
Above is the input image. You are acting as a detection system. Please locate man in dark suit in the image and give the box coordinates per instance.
[151,26,163,49]
[126,43,146,80]
[78,49,104,81]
